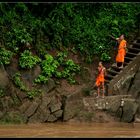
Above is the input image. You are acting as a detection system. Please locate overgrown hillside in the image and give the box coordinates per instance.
[0,3,140,123]
[0,3,140,86]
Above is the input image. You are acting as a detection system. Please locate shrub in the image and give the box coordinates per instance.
[19,50,41,69]
[13,72,27,91]
[0,48,13,65]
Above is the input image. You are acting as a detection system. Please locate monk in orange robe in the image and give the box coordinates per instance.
[115,34,127,68]
[95,62,106,98]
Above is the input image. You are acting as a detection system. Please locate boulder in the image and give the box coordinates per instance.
[121,99,138,122]
[32,65,41,80]
[80,67,93,83]
[5,57,18,78]
[63,89,84,121]
[1,96,15,111]
[41,78,56,94]
[49,102,62,113]
[19,100,32,113]
[41,95,52,109]
[24,101,39,118]
[24,98,41,118]
[128,67,140,97]
[47,114,57,122]
[28,108,51,123]
[53,110,63,118]
[0,111,4,119]
[6,82,27,102]
[29,95,63,123]
[0,64,9,88]
[0,111,27,124]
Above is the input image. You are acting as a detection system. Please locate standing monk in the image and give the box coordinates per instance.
[111,34,127,68]
[95,61,106,98]
[116,34,127,68]
[110,34,127,68]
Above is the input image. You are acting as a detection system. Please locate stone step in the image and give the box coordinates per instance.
[126,52,138,56]
[124,57,133,61]
[127,47,140,52]
[105,74,114,80]
[137,37,140,43]
[83,95,134,110]
[105,79,110,83]
[133,42,140,47]
[111,65,122,72]
[107,69,119,76]
[124,62,129,66]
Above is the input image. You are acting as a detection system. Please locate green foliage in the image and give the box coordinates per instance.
[44,3,140,62]
[13,72,27,91]
[35,53,80,84]
[56,51,68,63]
[13,72,42,99]
[0,3,140,63]
[27,89,42,99]
[35,54,60,84]
[42,54,60,77]
[34,74,49,84]
[65,59,80,72]
[55,58,80,84]
[101,52,111,62]
[12,95,21,106]
[6,27,33,52]
[0,48,13,65]
[19,50,41,69]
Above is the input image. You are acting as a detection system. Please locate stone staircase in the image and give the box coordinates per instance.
[105,37,140,96]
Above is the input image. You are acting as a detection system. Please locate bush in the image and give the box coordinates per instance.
[13,72,27,91]
[0,48,13,65]
[27,89,41,99]
[19,50,41,69]
[101,52,111,62]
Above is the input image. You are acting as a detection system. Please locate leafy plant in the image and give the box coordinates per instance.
[0,48,13,65]
[19,50,41,69]
[54,59,80,84]
[34,74,49,84]
[27,89,41,99]
[100,52,111,62]
[56,51,68,63]
[42,54,60,77]
[13,72,27,91]
[35,54,60,84]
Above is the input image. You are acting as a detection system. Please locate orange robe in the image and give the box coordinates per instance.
[116,39,127,63]
[95,67,105,87]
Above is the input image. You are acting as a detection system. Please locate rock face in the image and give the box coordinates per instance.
[0,53,140,124]
[63,88,84,121]
[128,67,140,115]
[27,94,63,123]
[0,111,27,124]
[128,67,140,97]
[40,78,56,94]
[80,67,94,84]
[0,64,10,89]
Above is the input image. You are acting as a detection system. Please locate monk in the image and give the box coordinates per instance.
[115,34,127,68]
[95,61,106,98]
[110,34,127,68]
